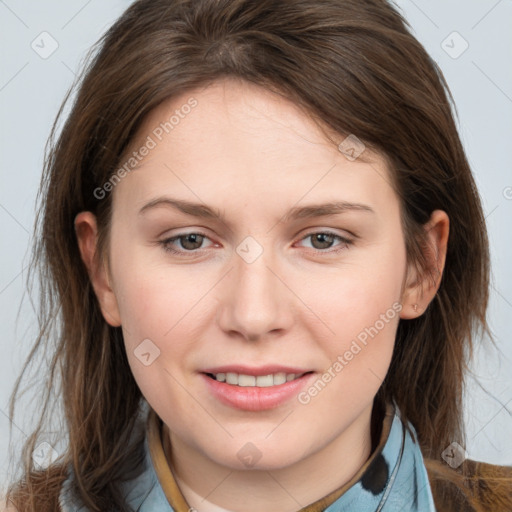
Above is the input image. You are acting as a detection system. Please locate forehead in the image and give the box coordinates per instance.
[112,78,397,217]
[128,79,380,161]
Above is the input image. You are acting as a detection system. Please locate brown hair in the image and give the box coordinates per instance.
[5,0,511,510]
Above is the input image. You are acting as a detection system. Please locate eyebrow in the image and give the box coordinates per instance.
[138,197,375,223]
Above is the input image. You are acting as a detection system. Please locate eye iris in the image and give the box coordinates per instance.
[180,234,204,250]
[311,233,334,249]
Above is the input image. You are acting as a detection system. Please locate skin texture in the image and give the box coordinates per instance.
[75,78,449,512]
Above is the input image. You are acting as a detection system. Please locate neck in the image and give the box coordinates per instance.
[163,403,380,512]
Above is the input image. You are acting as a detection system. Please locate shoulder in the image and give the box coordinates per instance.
[462,459,512,508]
[1,464,68,512]
[1,498,63,512]
[1,495,63,512]
[1,497,20,511]
[463,458,512,477]
[426,458,512,512]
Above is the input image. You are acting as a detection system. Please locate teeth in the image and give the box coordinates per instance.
[226,372,238,385]
[256,374,274,387]
[273,372,286,385]
[238,374,256,387]
[212,372,302,387]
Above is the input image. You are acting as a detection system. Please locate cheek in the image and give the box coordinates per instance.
[297,283,401,422]
[114,269,202,418]
[112,249,204,342]
[302,241,405,390]
[306,241,404,334]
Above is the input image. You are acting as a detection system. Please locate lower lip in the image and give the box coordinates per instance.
[201,372,315,411]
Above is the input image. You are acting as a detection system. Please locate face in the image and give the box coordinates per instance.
[91,78,410,470]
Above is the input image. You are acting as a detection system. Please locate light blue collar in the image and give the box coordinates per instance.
[323,407,437,511]
[60,404,437,511]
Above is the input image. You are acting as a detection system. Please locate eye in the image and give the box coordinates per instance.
[297,231,353,254]
[158,230,353,257]
[159,232,214,255]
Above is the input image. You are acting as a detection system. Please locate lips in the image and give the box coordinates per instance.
[201,365,312,377]
[200,365,315,411]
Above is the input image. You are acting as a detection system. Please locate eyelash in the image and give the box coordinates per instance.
[158,230,353,257]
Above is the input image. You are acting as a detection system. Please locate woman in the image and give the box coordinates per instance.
[4,0,512,510]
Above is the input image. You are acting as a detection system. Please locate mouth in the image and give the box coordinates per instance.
[203,371,313,387]
[200,366,316,411]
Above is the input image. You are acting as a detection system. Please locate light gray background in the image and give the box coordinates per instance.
[1,0,511,493]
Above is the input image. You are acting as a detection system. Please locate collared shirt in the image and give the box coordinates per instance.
[59,402,437,511]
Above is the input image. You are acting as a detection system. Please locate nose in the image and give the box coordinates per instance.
[216,240,295,342]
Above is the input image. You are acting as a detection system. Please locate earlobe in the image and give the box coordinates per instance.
[399,260,424,319]
[74,212,122,327]
[400,210,449,319]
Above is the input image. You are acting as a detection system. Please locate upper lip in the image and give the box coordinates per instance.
[201,365,313,376]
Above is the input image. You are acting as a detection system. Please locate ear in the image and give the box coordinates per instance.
[74,211,122,327]
[400,210,449,319]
